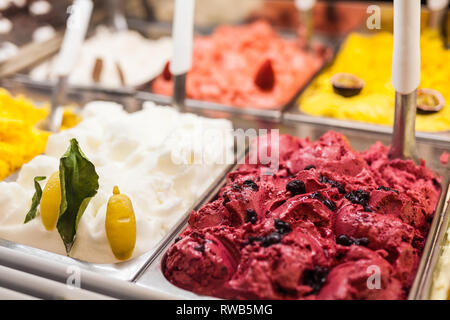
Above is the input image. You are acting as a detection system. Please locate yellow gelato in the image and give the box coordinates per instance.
[299,30,450,132]
[0,89,50,180]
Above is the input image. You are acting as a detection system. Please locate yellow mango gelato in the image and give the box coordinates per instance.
[299,30,450,132]
[0,89,49,180]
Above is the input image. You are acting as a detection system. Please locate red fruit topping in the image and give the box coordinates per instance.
[254,59,275,91]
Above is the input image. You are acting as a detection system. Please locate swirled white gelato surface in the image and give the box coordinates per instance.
[30,26,172,88]
[0,101,233,263]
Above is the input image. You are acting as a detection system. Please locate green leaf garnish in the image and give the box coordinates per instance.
[57,139,99,254]
[24,176,46,223]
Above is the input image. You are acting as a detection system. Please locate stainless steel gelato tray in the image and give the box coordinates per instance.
[138,35,337,122]
[134,121,450,300]
[412,181,450,300]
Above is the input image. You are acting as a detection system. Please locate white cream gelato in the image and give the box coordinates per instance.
[431,227,450,299]
[0,101,233,264]
[30,26,172,88]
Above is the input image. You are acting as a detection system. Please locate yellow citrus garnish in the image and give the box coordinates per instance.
[0,89,49,180]
[105,186,136,261]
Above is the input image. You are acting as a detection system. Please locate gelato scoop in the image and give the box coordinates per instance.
[164,131,441,300]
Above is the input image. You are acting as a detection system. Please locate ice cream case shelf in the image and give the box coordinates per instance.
[133,122,450,300]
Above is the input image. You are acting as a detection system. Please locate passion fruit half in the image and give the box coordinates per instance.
[417,88,445,114]
[331,73,365,98]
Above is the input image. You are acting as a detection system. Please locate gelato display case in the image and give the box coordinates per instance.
[134,117,450,300]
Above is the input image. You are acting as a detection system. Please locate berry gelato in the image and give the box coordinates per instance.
[163,131,441,300]
[247,0,366,34]
[152,21,328,110]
